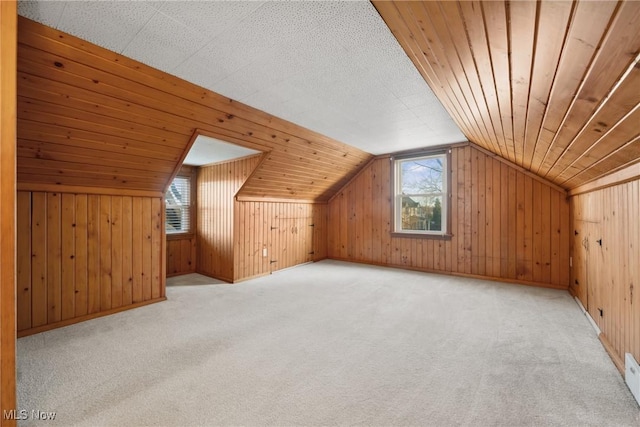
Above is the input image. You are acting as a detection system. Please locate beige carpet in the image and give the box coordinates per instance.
[17,260,640,426]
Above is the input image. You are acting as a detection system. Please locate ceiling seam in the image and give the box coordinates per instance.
[537,0,624,177]
[521,0,541,171]
[529,0,578,175]
[546,51,640,180]
[480,1,512,163]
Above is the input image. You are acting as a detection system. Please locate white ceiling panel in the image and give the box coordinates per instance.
[16,0,65,28]
[122,10,211,71]
[55,1,158,53]
[17,0,466,155]
[154,1,264,38]
[184,135,261,166]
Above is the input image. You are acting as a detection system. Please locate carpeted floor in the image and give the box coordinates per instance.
[17,260,640,426]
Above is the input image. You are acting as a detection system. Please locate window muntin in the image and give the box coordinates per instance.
[394,153,447,235]
[165,176,191,234]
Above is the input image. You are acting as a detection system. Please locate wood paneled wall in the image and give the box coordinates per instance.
[167,237,196,278]
[197,156,262,282]
[166,165,196,277]
[374,1,640,191]
[17,17,370,200]
[1,1,17,423]
[327,144,570,288]
[197,156,327,282]
[234,202,327,282]
[16,191,166,336]
[570,177,640,372]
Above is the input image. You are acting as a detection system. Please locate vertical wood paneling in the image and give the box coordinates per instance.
[165,166,196,278]
[99,195,112,311]
[121,196,133,306]
[571,177,640,369]
[0,1,17,420]
[131,197,143,304]
[16,191,165,336]
[141,198,152,301]
[16,192,31,331]
[231,202,325,282]
[166,236,196,277]
[47,192,61,323]
[60,193,75,320]
[151,198,162,299]
[111,196,123,308]
[31,193,47,327]
[327,145,569,288]
[74,195,88,317]
[197,156,261,282]
[197,165,329,282]
[87,195,100,314]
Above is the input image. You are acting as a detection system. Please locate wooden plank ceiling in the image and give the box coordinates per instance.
[374,0,640,190]
[17,17,371,201]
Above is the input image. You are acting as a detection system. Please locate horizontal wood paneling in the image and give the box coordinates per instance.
[374,0,640,190]
[327,145,570,288]
[16,191,165,336]
[570,178,640,371]
[233,202,327,282]
[17,17,370,199]
[0,1,17,423]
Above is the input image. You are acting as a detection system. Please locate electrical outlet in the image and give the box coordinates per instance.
[262,247,267,257]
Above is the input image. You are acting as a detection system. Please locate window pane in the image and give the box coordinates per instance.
[165,176,191,233]
[401,195,443,232]
[401,157,443,194]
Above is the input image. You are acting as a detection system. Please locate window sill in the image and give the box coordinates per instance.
[390,232,453,240]
[166,232,195,241]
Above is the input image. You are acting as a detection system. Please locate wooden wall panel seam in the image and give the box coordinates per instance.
[16,191,165,333]
[570,176,640,367]
[327,145,569,288]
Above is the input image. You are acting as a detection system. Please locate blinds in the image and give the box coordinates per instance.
[165,176,191,233]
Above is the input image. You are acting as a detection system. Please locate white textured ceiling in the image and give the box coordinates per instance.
[17,0,466,155]
[184,135,261,166]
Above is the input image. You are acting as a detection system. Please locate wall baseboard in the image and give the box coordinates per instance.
[327,257,569,291]
[599,333,625,375]
[167,270,197,278]
[17,297,167,338]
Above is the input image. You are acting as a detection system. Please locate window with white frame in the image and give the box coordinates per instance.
[394,152,448,235]
[165,175,191,234]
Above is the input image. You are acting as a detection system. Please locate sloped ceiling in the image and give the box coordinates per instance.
[17,0,465,155]
[17,0,640,195]
[374,0,640,190]
[17,17,370,200]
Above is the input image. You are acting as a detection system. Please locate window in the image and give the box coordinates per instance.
[394,152,448,235]
[165,175,192,234]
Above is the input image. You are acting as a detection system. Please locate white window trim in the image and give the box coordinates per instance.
[393,152,448,236]
[165,175,192,235]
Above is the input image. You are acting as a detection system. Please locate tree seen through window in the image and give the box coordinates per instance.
[395,153,447,234]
